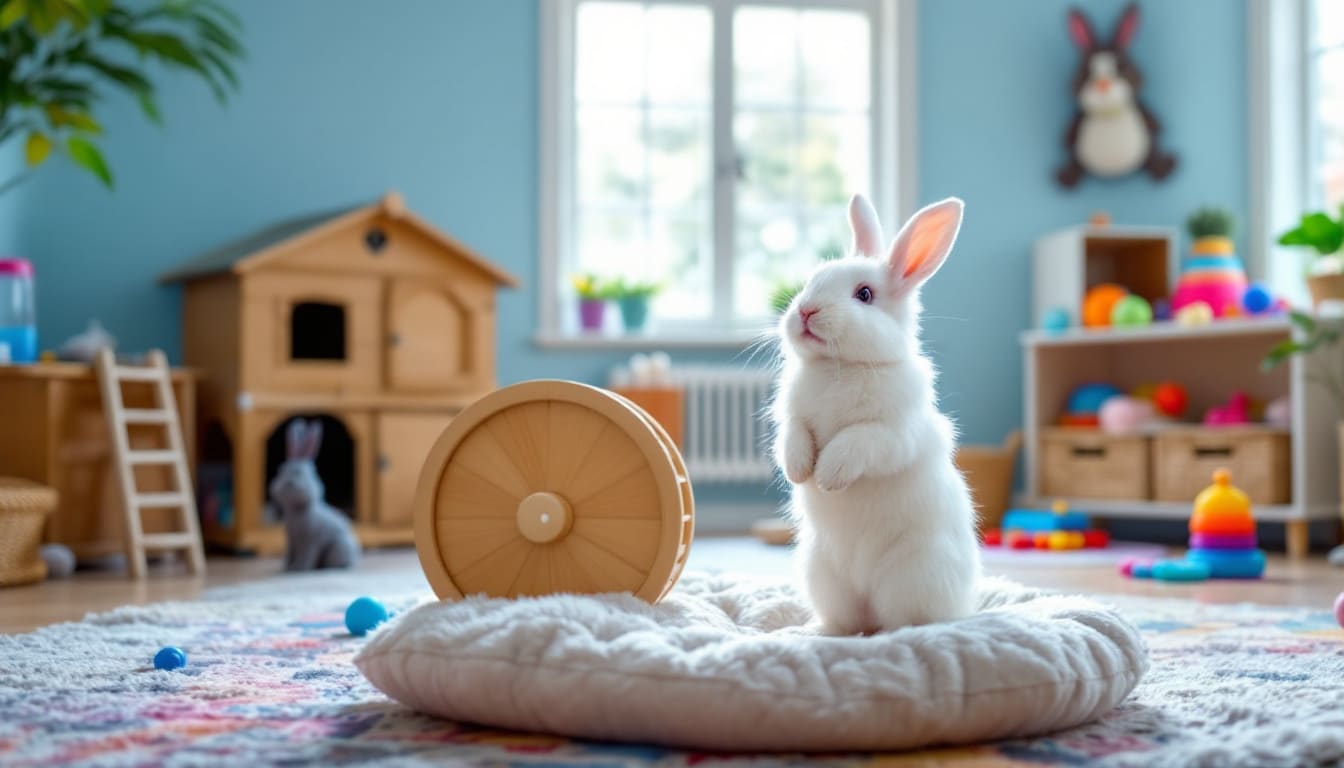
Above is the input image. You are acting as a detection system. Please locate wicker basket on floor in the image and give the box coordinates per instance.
[0,477,58,587]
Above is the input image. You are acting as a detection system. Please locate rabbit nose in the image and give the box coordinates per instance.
[799,306,820,323]
[1094,78,1111,93]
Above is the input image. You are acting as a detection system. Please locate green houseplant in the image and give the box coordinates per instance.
[0,0,243,192]
[610,278,661,333]
[1278,205,1344,308]
[570,273,615,332]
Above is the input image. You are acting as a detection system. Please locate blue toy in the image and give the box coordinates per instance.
[1241,282,1273,315]
[1066,383,1122,415]
[1041,307,1072,335]
[1000,509,1091,533]
[153,646,187,671]
[1130,562,1154,579]
[1152,559,1211,582]
[1186,548,1267,579]
[345,596,390,636]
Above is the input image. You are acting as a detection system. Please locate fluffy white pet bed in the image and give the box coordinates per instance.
[356,573,1147,752]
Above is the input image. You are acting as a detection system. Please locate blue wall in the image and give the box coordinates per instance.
[4,0,1247,449]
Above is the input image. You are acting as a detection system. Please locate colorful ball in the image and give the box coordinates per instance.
[1067,383,1123,415]
[1152,298,1172,321]
[1110,295,1153,327]
[1098,396,1155,435]
[345,596,390,637]
[1082,284,1129,328]
[1152,382,1189,418]
[1242,283,1273,315]
[982,529,1002,547]
[1175,301,1214,327]
[1041,306,1072,335]
[154,646,187,671]
[1334,592,1344,629]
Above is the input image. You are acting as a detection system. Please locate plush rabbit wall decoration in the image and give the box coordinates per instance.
[1056,2,1176,188]
[271,418,361,571]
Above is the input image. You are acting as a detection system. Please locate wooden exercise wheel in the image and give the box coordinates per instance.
[413,380,694,603]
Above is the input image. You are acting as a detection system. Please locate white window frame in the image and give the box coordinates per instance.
[1249,0,1313,305]
[536,0,917,348]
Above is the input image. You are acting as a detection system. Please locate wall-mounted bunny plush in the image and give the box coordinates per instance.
[1056,2,1176,188]
[772,194,980,635]
[271,419,361,571]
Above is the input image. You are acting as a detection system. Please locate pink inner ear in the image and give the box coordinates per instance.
[1114,6,1138,48]
[902,206,959,278]
[1068,12,1093,49]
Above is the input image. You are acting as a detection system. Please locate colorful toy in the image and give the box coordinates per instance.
[1335,592,1344,629]
[1152,298,1172,321]
[1204,392,1252,426]
[1110,295,1153,327]
[1242,282,1274,315]
[1171,209,1247,319]
[1152,382,1189,418]
[1041,306,1072,335]
[1151,560,1211,581]
[1175,300,1213,327]
[1265,396,1292,428]
[984,501,1108,552]
[1123,469,1266,582]
[1098,396,1155,435]
[1082,283,1129,327]
[153,646,187,671]
[345,596,390,636]
[1061,383,1123,426]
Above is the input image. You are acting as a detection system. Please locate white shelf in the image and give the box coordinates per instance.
[1021,317,1292,348]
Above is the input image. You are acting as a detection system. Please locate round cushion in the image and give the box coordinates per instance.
[356,573,1147,752]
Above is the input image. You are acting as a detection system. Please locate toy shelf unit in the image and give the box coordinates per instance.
[161,192,518,555]
[1033,225,1177,326]
[1021,318,1340,559]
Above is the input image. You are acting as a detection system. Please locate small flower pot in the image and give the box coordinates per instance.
[1308,273,1344,309]
[578,299,607,332]
[618,296,650,332]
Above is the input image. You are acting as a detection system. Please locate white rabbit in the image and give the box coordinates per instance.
[771,194,980,635]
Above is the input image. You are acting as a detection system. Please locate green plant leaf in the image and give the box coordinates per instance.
[67,135,112,187]
[25,132,53,166]
[137,92,161,124]
[45,104,100,133]
[1288,310,1318,334]
[0,0,29,29]
[1262,339,1303,370]
[1299,212,1344,254]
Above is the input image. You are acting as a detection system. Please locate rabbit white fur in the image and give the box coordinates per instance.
[272,419,361,571]
[772,194,980,635]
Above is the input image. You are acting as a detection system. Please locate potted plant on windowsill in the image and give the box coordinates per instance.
[611,279,661,333]
[570,274,614,332]
[1279,207,1344,308]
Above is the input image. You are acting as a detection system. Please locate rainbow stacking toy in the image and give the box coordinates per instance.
[1122,468,1265,581]
[1184,468,1266,578]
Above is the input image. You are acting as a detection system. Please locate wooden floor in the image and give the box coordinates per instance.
[3,540,1343,634]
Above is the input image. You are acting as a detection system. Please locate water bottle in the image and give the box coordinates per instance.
[0,258,36,363]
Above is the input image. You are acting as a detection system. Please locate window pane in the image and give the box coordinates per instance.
[1316,48,1344,208]
[1313,0,1344,50]
[735,7,798,106]
[576,2,644,104]
[733,5,872,319]
[572,2,713,323]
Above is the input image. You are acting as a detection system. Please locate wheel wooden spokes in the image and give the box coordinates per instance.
[414,381,692,603]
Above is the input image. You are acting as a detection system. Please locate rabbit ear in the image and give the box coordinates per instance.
[286,419,307,459]
[848,194,884,257]
[303,421,324,459]
[885,198,964,294]
[1112,2,1139,50]
[1066,7,1095,50]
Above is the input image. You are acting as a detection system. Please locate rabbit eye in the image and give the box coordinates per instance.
[854,285,874,304]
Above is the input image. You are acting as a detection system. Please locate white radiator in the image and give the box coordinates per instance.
[667,366,777,483]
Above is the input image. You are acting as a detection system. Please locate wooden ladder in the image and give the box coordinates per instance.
[95,348,206,578]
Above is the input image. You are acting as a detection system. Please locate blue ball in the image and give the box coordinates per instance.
[1041,307,1072,335]
[153,646,187,671]
[1067,383,1123,415]
[1152,298,1172,321]
[1242,283,1273,315]
[345,596,389,636]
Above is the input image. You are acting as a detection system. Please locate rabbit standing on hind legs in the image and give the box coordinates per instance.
[772,194,980,635]
[272,419,361,571]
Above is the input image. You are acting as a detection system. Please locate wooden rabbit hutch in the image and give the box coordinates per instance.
[161,192,518,554]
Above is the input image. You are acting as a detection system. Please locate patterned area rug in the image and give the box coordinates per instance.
[2,568,1343,767]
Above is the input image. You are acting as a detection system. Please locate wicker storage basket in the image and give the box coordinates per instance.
[1039,428,1149,500]
[1152,427,1291,504]
[0,477,58,587]
[956,431,1023,533]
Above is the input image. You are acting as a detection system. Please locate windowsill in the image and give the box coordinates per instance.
[533,328,773,350]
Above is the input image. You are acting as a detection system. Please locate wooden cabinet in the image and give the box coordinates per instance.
[0,363,196,562]
[376,412,456,528]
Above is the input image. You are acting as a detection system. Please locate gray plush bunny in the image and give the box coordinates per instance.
[271,419,360,571]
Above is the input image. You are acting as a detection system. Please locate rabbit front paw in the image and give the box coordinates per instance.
[814,443,862,493]
[780,427,816,485]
